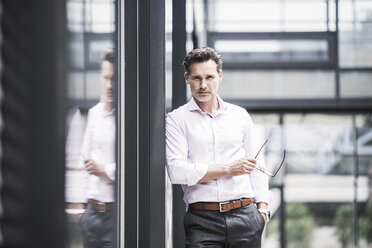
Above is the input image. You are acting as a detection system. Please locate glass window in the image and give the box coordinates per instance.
[256,113,371,248]
[85,70,102,99]
[88,39,115,65]
[166,0,173,110]
[67,1,84,32]
[215,39,330,64]
[85,1,115,33]
[250,114,283,248]
[356,114,372,247]
[65,0,116,247]
[67,71,85,100]
[280,114,369,248]
[340,71,372,98]
[218,70,335,99]
[284,114,353,174]
[68,35,85,68]
[66,1,115,104]
[208,0,336,32]
[207,0,338,68]
[339,0,372,68]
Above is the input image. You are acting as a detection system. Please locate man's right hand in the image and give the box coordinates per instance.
[84,159,113,183]
[226,158,256,176]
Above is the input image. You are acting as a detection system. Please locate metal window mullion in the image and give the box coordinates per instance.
[352,115,360,248]
[335,0,340,100]
[123,0,139,247]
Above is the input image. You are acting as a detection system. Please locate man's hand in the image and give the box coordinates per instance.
[84,159,113,183]
[257,202,269,223]
[226,158,256,176]
[197,158,256,184]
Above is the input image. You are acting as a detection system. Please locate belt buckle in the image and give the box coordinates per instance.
[97,201,106,213]
[219,201,230,212]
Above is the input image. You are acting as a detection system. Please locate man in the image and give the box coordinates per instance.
[79,48,116,248]
[166,47,271,247]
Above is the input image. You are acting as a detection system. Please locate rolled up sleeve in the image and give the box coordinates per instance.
[105,163,116,181]
[165,114,208,186]
[249,169,272,203]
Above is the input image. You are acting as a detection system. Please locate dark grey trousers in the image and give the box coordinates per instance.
[79,204,115,248]
[184,203,265,248]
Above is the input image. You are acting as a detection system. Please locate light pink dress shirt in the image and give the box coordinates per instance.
[81,102,116,203]
[166,96,271,205]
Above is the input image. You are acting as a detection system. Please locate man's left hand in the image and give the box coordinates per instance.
[261,213,268,222]
[257,202,269,223]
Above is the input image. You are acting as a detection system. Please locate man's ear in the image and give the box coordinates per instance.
[184,72,189,84]
[219,70,223,82]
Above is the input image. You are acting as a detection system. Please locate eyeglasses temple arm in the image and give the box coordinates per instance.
[272,150,286,177]
[254,139,268,159]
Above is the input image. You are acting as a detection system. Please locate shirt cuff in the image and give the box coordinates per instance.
[186,163,209,186]
[105,163,116,181]
[254,190,273,204]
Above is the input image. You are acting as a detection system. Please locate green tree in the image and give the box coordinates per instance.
[286,202,315,248]
[334,204,353,248]
[360,202,372,245]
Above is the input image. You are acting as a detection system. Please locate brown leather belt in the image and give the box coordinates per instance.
[189,198,253,212]
[88,199,113,212]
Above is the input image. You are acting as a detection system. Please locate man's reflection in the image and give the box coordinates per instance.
[65,107,87,247]
[79,48,116,248]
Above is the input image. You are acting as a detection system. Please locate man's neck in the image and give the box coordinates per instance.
[105,101,113,113]
[195,97,220,116]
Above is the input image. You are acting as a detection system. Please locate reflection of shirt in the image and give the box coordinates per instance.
[166,96,270,205]
[65,108,87,203]
[81,102,116,203]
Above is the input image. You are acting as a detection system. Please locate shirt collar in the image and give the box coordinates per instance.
[187,95,228,114]
[98,101,115,117]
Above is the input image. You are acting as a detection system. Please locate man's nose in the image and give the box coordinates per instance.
[107,79,113,89]
[200,79,207,88]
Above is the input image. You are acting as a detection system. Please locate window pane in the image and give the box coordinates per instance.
[339,23,372,68]
[85,71,102,99]
[65,0,116,247]
[218,70,335,99]
[85,1,115,33]
[284,114,352,174]
[88,39,115,65]
[215,39,329,64]
[68,71,85,99]
[208,0,335,32]
[280,114,365,248]
[340,71,372,98]
[68,36,85,68]
[255,114,370,247]
[165,0,173,110]
[250,114,282,248]
[356,115,372,246]
[339,0,372,67]
[67,1,84,32]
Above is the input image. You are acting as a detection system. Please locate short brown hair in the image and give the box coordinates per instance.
[102,48,115,64]
[183,47,222,74]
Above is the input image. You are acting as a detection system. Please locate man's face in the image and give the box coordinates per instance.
[101,60,115,103]
[184,60,222,104]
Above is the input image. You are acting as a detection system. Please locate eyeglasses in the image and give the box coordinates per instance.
[254,139,285,177]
